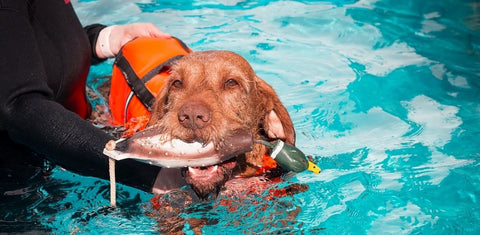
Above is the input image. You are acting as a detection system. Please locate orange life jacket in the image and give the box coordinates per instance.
[109,37,192,134]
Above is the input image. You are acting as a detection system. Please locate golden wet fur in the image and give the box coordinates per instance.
[148,50,295,177]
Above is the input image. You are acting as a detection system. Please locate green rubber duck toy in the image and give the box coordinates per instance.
[258,140,321,174]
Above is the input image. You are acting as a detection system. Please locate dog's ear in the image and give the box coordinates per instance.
[255,76,295,145]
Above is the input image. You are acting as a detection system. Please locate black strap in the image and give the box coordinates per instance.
[174,37,191,54]
[141,55,185,84]
[113,37,191,112]
[114,53,157,110]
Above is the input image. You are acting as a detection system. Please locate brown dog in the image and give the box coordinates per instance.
[148,50,295,199]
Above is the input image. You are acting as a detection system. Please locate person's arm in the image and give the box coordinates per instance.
[84,24,107,64]
[0,1,160,192]
[6,94,162,191]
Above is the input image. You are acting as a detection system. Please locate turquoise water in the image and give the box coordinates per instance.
[2,0,479,233]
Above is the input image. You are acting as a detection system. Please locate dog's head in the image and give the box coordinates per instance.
[149,50,295,198]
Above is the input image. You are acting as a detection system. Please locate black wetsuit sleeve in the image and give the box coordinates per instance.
[0,0,160,192]
[5,95,160,192]
[84,24,107,64]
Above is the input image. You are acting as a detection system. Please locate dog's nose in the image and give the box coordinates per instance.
[178,102,211,129]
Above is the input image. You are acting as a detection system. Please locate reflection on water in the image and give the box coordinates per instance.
[1,0,479,233]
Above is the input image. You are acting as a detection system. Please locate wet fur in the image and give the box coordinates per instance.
[148,51,295,196]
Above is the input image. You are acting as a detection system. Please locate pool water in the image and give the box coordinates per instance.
[2,0,479,233]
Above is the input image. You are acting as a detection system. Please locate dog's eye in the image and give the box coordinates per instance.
[172,79,183,89]
[224,78,239,89]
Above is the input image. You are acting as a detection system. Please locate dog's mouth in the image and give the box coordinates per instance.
[182,157,238,199]
[185,158,237,183]
[175,130,248,199]
[105,127,254,199]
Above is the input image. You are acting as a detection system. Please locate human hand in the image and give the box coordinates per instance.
[96,22,171,58]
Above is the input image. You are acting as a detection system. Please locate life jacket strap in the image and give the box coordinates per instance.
[113,37,189,111]
[141,55,184,84]
[109,36,192,126]
[114,53,156,111]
